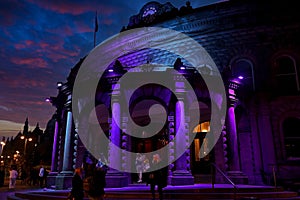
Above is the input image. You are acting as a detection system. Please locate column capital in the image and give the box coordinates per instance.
[175,81,186,101]
[64,94,72,111]
[227,81,240,107]
[110,83,121,104]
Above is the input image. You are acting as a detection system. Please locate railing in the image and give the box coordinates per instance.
[211,163,238,200]
[269,163,300,188]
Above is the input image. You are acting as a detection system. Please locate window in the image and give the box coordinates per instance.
[193,121,210,133]
[274,56,299,93]
[283,117,300,159]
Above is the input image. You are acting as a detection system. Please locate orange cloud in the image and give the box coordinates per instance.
[27,0,119,15]
[10,57,48,68]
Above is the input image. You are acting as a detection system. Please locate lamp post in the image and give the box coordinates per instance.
[0,141,5,156]
[20,135,32,170]
[20,135,32,156]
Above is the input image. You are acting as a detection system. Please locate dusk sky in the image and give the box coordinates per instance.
[0,0,220,138]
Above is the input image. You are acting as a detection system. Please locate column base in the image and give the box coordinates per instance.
[55,171,73,190]
[106,170,128,188]
[227,171,248,185]
[47,172,58,189]
[169,170,194,185]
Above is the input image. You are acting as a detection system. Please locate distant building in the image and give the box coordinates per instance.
[48,0,300,189]
[0,118,53,175]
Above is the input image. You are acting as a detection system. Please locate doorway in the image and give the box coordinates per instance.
[190,122,214,183]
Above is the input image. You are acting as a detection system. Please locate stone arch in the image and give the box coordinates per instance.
[189,100,210,133]
[230,57,256,91]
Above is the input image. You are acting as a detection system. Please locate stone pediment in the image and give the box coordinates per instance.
[126,1,179,29]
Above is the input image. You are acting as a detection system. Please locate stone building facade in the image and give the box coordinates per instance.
[47,1,300,189]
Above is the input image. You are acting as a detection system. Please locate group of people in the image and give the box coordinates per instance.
[69,153,167,200]
[136,153,168,200]
[7,165,48,190]
[69,158,108,200]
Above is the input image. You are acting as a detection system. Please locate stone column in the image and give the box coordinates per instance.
[51,119,59,172]
[170,81,194,185]
[47,115,60,188]
[106,83,128,187]
[249,106,264,184]
[56,94,74,189]
[226,81,248,184]
[121,116,130,183]
[62,109,73,173]
[168,117,175,184]
[227,108,240,171]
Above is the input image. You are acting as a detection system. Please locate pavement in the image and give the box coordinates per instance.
[0,178,43,200]
[1,179,298,200]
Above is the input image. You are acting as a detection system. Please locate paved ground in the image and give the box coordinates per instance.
[0,179,43,200]
[1,179,297,200]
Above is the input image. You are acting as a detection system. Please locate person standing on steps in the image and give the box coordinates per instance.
[86,160,107,200]
[69,168,84,200]
[147,154,168,200]
[136,153,146,183]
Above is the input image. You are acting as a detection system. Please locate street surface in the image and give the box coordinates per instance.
[0,178,42,200]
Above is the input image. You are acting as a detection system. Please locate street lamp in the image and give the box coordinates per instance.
[20,135,32,156]
[0,141,5,156]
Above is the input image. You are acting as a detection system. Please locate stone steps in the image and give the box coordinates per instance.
[7,184,299,200]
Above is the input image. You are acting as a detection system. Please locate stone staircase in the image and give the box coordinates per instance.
[7,184,299,200]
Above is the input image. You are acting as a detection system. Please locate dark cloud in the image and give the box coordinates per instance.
[0,0,219,137]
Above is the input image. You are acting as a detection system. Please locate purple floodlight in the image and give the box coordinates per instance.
[238,75,244,80]
[108,69,114,72]
[180,66,185,70]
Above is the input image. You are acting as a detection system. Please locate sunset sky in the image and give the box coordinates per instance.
[0,0,219,138]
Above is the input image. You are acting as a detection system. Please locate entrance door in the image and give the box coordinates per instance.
[190,131,214,183]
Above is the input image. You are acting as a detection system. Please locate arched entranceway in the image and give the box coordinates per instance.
[190,121,214,182]
[129,98,170,183]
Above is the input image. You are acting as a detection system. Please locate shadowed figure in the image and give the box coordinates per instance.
[69,168,84,200]
[84,160,108,200]
[147,154,168,200]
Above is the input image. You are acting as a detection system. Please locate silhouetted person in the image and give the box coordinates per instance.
[20,167,27,185]
[147,154,168,200]
[0,166,4,187]
[86,162,107,200]
[70,168,84,200]
[38,165,44,188]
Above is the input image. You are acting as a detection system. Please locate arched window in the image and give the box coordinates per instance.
[231,59,255,91]
[193,121,210,133]
[274,55,299,93]
[283,117,300,159]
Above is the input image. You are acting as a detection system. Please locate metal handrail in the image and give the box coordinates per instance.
[211,163,238,199]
